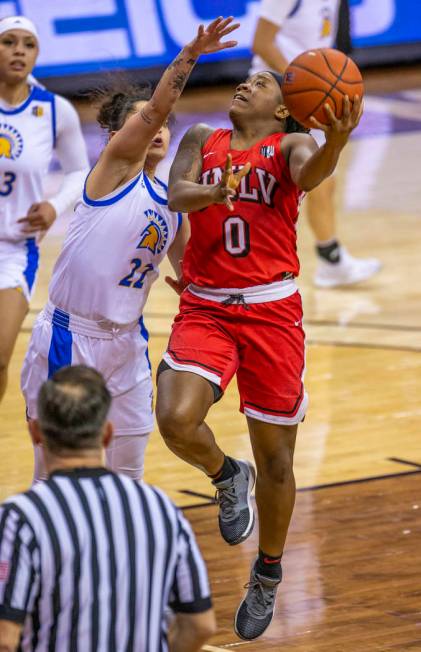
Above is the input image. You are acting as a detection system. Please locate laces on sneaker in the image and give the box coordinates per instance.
[214,483,238,520]
[243,578,277,617]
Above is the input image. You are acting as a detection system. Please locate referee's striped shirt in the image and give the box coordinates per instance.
[0,468,212,651]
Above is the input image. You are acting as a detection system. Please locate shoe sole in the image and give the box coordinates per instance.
[227,460,256,546]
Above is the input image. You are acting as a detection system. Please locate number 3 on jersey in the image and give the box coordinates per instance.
[0,171,16,196]
[223,215,250,257]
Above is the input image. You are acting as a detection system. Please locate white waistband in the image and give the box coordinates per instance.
[44,301,140,339]
[187,279,297,304]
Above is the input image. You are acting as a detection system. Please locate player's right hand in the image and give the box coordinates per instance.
[17,201,57,234]
[187,17,240,58]
[212,154,251,211]
[310,95,364,147]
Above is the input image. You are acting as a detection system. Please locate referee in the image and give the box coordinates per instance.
[0,366,215,652]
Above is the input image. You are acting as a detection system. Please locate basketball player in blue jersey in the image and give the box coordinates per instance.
[21,17,240,482]
[0,16,89,404]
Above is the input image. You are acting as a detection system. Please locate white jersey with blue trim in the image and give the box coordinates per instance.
[49,171,181,325]
[0,85,58,242]
[250,0,340,74]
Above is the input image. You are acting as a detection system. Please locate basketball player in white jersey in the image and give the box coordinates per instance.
[0,16,89,403]
[250,0,381,287]
[21,16,240,482]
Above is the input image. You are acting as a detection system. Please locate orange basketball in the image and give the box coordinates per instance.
[281,48,364,129]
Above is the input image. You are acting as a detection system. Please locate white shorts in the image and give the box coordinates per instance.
[0,238,39,302]
[21,303,154,436]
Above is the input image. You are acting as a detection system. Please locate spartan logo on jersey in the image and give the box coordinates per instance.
[260,145,275,158]
[137,209,169,254]
[32,106,44,117]
[0,124,23,160]
[321,7,332,37]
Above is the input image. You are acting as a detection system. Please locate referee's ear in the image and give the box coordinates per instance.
[102,421,114,449]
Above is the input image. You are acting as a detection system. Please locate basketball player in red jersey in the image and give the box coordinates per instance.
[157,71,362,640]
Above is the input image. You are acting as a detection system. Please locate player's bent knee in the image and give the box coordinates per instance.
[157,403,199,443]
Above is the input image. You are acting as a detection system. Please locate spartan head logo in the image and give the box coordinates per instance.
[321,8,332,37]
[0,124,23,160]
[137,210,169,254]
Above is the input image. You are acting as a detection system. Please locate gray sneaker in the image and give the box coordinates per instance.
[234,560,282,640]
[212,459,256,545]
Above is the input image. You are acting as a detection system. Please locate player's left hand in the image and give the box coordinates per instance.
[18,201,57,234]
[213,154,251,211]
[165,275,188,296]
[309,95,364,147]
[187,17,240,57]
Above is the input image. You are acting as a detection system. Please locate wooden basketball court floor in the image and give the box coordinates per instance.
[1,68,421,650]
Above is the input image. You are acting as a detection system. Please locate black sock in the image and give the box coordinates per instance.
[316,239,341,264]
[209,456,238,483]
[256,549,283,580]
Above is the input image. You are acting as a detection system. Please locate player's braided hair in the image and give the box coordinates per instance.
[92,77,174,133]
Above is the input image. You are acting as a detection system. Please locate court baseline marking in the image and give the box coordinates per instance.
[202,644,251,650]
[182,466,421,510]
[388,456,421,468]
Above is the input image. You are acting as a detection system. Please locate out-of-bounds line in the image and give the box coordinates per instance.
[180,489,216,502]
[183,501,217,511]
[294,468,421,492]
[202,644,251,650]
[388,456,421,468]
[182,467,421,510]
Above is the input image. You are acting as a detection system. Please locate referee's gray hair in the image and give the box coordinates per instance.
[37,365,111,453]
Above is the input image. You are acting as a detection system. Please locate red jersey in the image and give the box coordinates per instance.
[182,128,302,289]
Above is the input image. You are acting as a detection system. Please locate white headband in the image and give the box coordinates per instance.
[0,16,39,41]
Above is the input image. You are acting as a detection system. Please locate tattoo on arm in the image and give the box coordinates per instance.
[170,126,212,186]
[140,108,153,125]
[167,51,197,93]
[172,73,188,93]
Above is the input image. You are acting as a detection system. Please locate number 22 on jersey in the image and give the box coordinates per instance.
[119,258,154,289]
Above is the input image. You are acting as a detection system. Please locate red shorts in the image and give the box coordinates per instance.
[163,290,308,425]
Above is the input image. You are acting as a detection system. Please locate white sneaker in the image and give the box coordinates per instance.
[314,246,381,288]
